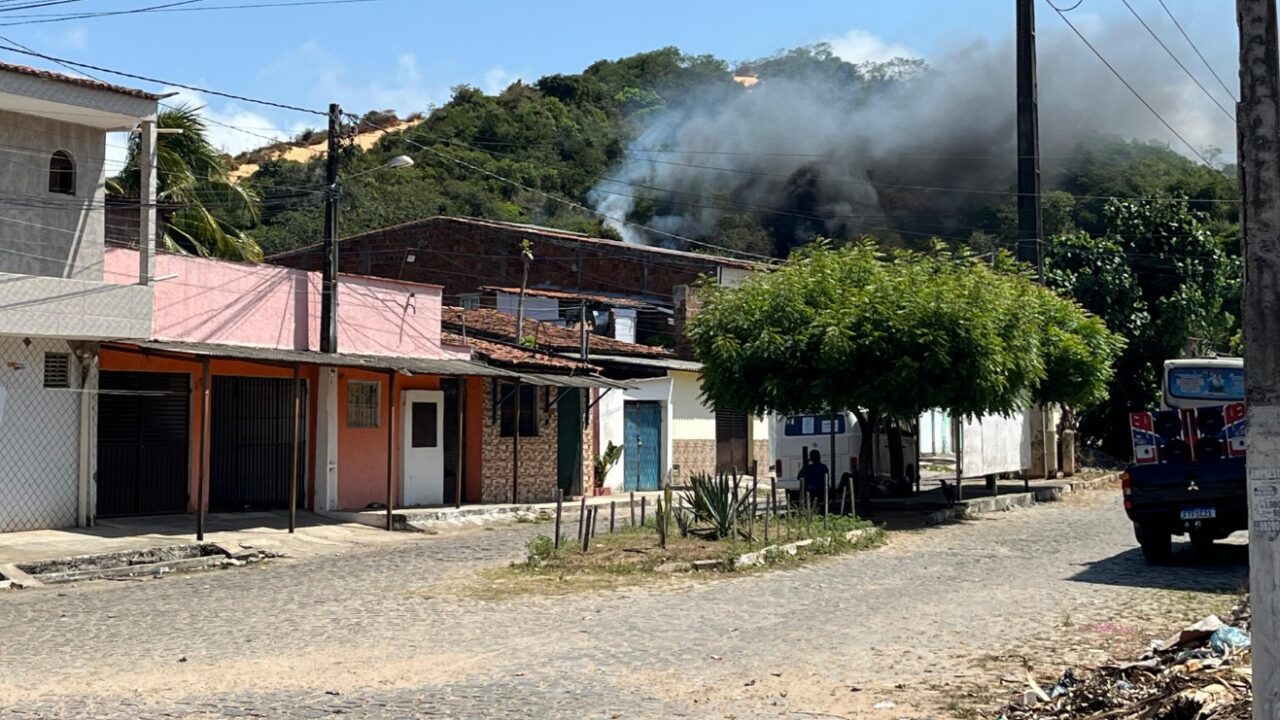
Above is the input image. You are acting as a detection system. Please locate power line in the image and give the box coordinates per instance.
[1,0,391,21]
[1118,0,1234,121]
[1156,0,1239,103]
[1048,6,1220,169]
[0,42,325,116]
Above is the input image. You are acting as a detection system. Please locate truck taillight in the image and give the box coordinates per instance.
[775,459,782,478]
[1121,471,1131,496]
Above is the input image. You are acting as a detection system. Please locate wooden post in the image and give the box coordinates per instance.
[554,489,563,549]
[288,365,301,534]
[630,491,636,526]
[577,495,587,542]
[749,479,758,543]
[511,380,521,504]
[196,357,211,541]
[385,370,396,532]
[609,501,616,533]
[763,486,770,542]
[456,378,465,508]
[640,496,647,527]
[581,509,593,552]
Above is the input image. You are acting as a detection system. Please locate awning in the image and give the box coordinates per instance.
[108,340,519,377]
[515,372,635,390]
[577,354,703,372]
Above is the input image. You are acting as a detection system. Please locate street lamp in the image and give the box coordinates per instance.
[319,110,416,354]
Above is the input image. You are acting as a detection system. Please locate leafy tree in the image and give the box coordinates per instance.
[687,242,1121,490]
[110,105,263,261]
[1045,199,1240,456]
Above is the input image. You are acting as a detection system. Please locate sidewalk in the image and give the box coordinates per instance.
[326,490,669,531]
[0,510,408,568]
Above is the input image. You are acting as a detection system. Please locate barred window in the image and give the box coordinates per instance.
[346,380,381,428]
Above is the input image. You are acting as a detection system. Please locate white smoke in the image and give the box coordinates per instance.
[590,22,1235,249]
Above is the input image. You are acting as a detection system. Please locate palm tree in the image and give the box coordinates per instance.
[109,104,264,262]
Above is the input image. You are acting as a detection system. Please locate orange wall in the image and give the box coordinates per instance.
[99,348,320,512]
[335,370,446,510]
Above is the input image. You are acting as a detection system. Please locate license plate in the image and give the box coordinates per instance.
[1181,507,1216,520]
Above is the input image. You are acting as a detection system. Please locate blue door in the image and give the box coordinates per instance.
[624,401,662,491]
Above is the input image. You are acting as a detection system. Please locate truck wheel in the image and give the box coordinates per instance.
[1135,523,1172,563]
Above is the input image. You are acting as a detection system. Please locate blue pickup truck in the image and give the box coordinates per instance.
[1123,358,1247,563]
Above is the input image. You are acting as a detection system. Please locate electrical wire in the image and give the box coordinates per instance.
[0,0,392,24]
[1118,0,1234,121]
[1049,6,1221,169]
[0,42,325,116]
[1157,0,1240,103]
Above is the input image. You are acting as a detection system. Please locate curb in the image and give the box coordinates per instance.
[921,472,1118,526]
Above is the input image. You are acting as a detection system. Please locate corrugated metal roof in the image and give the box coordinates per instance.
[517,373,635,390]
[581,354,703,372]
[113,341,518,377]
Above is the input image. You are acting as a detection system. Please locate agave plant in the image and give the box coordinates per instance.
[108,104,264,262]
[682,472,754,540]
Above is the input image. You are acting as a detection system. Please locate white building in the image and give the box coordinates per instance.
[0,62,159,531]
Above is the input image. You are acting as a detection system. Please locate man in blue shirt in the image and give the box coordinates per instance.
[799,449,829,500]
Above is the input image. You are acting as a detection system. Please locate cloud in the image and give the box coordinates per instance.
[161,87,307,156]
[56,25,89,52]
[483,66,521,95]
[263,41,443,117]
[827,29,919,64]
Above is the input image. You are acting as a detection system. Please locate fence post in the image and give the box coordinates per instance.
[577,495,587,542]
[630,491,636,526]
[640,496,647,527]
[554,489,563,549]
[610,501,616,533]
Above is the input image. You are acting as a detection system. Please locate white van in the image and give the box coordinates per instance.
[770,412,918,496]
[1162,357,1244,410]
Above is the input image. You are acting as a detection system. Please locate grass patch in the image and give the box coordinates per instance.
[470,511,885,599]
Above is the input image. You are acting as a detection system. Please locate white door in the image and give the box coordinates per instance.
[402,390,445,506]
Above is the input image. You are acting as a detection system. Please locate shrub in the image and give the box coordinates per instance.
[525,534,555,565]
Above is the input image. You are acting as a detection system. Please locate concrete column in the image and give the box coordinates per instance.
[76,350,98,527]
[314,367,340,510]
[137,118,157,285]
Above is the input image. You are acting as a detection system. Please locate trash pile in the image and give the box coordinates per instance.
[997,595,1252,720]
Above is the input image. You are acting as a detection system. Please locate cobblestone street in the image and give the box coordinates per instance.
[0,488,1247,719]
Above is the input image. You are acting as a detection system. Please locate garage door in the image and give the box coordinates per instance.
[209,376,305,511]
[97,371,190,517]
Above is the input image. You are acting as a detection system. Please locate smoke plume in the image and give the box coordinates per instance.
[590,21,1235,252]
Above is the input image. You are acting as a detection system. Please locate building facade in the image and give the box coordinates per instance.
[0,63,159,532]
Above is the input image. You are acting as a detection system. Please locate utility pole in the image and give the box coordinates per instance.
[1237,2,1280,716]
[1016,0,1043,278]
[320,102,342,353]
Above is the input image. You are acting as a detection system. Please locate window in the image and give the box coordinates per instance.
[411,401,438,448]
[48,151,75,195]
[43,352,71,389]
[783,414,847,437]
[1167,367,1245,402]
[346,380,381,428]
[499,384,539,437]
[459,293,482,310]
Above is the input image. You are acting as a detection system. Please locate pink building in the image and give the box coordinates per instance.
[96,248,512,526]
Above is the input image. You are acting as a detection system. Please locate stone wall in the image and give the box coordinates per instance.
[753,440,772,478]
[672,439,716,483]
[481,385,560,503]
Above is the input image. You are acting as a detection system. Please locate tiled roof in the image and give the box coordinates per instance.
[441,332,590,372]
[441,306,674,358]
[0,61,163,100]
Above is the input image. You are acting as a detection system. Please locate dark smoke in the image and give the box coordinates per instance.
[590,21,1234,253]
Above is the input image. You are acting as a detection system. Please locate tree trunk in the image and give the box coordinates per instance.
[853,408,879,511]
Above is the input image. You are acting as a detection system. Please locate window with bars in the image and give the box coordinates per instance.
[43,353,71,389]
[499,384,539,437]
[346,380,381,428]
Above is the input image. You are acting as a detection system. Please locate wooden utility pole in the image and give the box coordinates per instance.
[319,103,342,353]
[1016,0,1043,277]
[1238,2,1280,716]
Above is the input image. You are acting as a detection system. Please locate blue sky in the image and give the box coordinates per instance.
[0,0,1243,156]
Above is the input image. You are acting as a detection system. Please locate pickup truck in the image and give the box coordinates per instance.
[1123,358,1247,562]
